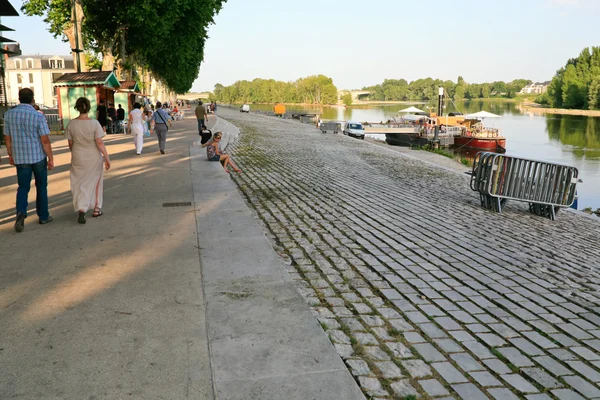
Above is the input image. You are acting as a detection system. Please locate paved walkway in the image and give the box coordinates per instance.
[0,112,362,399]
[219,106,600,400]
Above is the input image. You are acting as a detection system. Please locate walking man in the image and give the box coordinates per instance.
[117,104,125,133]
[150,101,172,154]
[4,88,54,232]
[195,101,207,133]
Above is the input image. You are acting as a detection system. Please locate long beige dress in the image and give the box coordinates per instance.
[64,119,106,212]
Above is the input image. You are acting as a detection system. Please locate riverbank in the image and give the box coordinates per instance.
[219,107,600,400]
[521,103,600,117]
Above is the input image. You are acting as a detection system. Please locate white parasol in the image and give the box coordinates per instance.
[398,106,425,113]
[464,110,501,119]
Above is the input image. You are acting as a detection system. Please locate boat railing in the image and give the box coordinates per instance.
[466,127,501,138]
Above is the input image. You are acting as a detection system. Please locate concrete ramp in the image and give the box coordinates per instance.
[190,123,364,400]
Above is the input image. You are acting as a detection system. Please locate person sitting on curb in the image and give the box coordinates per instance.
[202,131,241,173]
[200,124,212,144]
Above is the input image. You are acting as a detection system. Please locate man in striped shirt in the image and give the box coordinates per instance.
[4,88,55,232]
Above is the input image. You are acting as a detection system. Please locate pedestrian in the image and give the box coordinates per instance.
[195,101,207,133]
[213,101,217,113]
[64,97,111,224]
[107,102,117,133]
[202,131,241,173]
[117,104,125,133]
[128,102,146,155]
[150,101,172,154]
[97,99,108,132]
[3,88,55,232]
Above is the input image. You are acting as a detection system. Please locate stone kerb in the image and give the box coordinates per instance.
[211,115,240,153]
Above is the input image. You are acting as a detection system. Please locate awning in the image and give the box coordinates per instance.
[0,0,19,16]
[464,110,501,119]
[398,106,425,113]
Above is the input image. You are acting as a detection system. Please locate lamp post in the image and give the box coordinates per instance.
[72,0,82,73]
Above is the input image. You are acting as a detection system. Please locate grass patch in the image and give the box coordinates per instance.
[319,321,329,331]
[387,327,402,338]
[351,341,365,357]
[430,148,454,159]
[491,348,520,373]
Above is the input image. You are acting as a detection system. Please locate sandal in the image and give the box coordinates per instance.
[93,208,103,218]
[78,211,86,224]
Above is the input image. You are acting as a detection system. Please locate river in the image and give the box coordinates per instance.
[241,101,600,211]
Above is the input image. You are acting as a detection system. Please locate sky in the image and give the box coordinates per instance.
[4,0,600,92]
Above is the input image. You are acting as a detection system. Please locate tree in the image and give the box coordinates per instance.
[22,0,87,72]
[545,46,600,109]
[342,93,353,106]
[454,85,465,100]
[213,75,338,105]
[588,77,600,110]
[25,0,226,93]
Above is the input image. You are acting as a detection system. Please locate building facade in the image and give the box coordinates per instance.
[5,54,75,107]
[519,81,551,95]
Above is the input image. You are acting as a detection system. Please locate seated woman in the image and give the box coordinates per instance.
[202,132,241,173]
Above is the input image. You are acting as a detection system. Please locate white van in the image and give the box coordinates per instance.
[343,121,365,139]
[240,104,250,113]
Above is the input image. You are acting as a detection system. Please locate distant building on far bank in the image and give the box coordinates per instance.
[4,44,76,108]
[519,81,551,95]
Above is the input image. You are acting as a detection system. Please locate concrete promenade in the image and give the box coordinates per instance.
[0,112,362,399]
[218,107,600,399]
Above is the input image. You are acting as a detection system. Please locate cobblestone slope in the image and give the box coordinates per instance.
[219,107,600,400]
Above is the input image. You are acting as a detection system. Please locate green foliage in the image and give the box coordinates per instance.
[547,46,600,109]
[213,75,339,105]
[84,52,102,70]
[362,76,530,101]
[22,0,72,40]
[341,93,353,106]
[535,92,551,105]
[23,0,226,94]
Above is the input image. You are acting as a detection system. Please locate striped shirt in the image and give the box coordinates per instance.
[4,104,50,164]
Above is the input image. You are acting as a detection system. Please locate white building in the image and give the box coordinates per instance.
[5,53,76,108]
[519,81,551,95]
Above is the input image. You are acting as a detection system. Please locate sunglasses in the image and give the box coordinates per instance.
[215,136,222,140]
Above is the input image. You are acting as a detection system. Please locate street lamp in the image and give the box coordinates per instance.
[72,0,82,73]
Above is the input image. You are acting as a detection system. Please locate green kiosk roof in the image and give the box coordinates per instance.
[54,71,121,89]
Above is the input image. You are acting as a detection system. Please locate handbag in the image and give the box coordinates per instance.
[156,109,169,132]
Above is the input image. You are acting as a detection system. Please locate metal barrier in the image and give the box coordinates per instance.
[470,151,580,220]
[44,113,63,132]
[320,122,340,134]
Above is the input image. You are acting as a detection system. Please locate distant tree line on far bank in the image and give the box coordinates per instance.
[211,75,534,105]
[362,77,532,101]
[537,47,600,110]
[211,75,338,105]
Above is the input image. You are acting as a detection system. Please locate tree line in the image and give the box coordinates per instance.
[539,47,600,110]
[362,77,532,101]
[22,0,225,93]
[211,75,338,105]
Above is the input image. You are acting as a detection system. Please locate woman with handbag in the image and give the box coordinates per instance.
[128,102,146,155]
[150,101,172,154]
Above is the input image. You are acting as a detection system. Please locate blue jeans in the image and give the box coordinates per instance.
[16,159,49,220]
[197,119,205,133]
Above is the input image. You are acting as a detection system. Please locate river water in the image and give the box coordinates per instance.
[242,101,600,211]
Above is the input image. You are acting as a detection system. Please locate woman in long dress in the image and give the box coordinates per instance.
[65,97,111,224]
[128,102,146,154]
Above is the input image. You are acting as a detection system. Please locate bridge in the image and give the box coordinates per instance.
[338,90,371,101]
[177,92,210,101]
